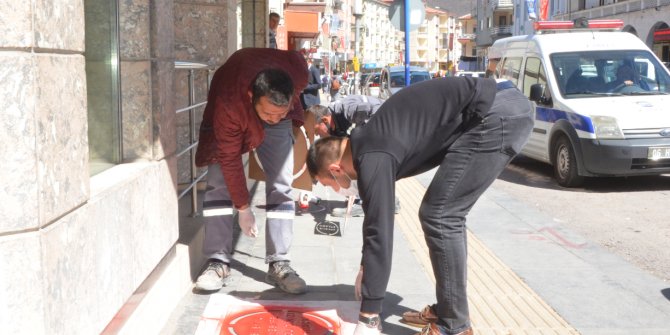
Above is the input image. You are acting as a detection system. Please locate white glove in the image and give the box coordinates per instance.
[355,266,363,301]
[353,321,381,335]
[237,207,258,237]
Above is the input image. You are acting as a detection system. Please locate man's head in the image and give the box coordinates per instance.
[307,136,355,192]
[306,105,332,137]
[269,12,280,31]
[616,64,635,82]
[250,69,294,124]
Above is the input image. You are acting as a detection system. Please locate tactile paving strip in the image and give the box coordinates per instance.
[395,178,579,335]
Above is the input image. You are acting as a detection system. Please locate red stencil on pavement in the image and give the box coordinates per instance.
[196,295,358,335]
[220,305,340,335]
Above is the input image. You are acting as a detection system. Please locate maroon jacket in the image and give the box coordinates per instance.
[195,48,308,208]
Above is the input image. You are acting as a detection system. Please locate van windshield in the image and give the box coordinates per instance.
[550,50,670,98]
[390,72,431,87]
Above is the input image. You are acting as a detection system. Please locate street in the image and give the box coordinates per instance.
[494,155,670,283]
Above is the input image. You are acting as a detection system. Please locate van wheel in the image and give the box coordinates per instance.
[553,136,584,187]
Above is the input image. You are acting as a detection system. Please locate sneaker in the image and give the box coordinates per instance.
[195,260,230,291]
[401,305,438,328]
[331,203,364,217]
[265,261,307,294]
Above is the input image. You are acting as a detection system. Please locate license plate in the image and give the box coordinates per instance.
[647,147,670,160]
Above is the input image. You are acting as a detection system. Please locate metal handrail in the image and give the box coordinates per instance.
[175,60,213,216]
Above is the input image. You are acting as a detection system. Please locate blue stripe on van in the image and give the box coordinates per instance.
[535,106,594,134]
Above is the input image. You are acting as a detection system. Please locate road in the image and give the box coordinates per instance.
[491,155,670,283]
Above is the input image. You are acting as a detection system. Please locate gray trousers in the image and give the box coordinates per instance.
[418,88,534,334]
[202,119,295,264]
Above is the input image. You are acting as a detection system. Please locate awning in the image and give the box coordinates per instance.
[654,28,670,42]
[283,3,326,39]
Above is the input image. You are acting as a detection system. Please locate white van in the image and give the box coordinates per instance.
[490,19,670,187]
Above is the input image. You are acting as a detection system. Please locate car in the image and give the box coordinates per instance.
[358,72,374,94]
[455,71,487,77]
[490,19,670,187]
[361,72,381,98]
[378,66,431,99]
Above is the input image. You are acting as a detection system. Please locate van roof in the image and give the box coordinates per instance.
[490,31,649,59]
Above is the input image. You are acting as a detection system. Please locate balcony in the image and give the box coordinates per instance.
[489,0,513,10]
[490,25,512,37]
[458,33,476,42]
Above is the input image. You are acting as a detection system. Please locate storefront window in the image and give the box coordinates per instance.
[84,0,121,175]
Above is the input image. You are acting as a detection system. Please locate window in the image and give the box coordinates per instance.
[523,57,547,97]
[500,57,523,85]
[85,0,121,175]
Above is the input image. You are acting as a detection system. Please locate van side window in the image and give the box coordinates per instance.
[500,57,522,85]
[522,57,547,97]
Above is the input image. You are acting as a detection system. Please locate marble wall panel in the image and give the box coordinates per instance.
[34,54,89,226]
[41,162,178,334]
[121,60,153,161]
[240,0,267,48]
[0,53,39,232]
[0,232,45,334]
[152,60,177,161]
[34,0,85,51]
[151,0,175,59]
[119,0,150,59]
[0,1,33,47]
[174,3,231,66]
[129,162,179,284]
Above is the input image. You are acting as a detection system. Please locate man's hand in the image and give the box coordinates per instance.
[355,266,364,301]
[237,207,258,237]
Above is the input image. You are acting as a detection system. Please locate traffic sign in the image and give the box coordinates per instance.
[389,0,425,32]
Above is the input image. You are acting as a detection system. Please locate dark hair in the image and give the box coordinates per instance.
[306,136,344,179]
[269,12,280,20]
[306,105,331,122]
[251,69,294,107]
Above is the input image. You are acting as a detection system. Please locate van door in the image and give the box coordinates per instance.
[520,56,551,162]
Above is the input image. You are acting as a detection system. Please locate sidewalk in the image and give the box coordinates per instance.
[161,175,581,334]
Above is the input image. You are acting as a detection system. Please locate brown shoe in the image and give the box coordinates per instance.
[415,323,473,335]
[401,305,438,328]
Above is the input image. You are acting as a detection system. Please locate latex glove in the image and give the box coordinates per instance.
[355,266,364,301]
[237,207,258,237]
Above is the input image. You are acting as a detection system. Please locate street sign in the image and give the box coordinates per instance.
[352,56,360,72]
[389,0,425,32]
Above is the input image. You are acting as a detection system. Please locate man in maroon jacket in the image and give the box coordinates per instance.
[194,48,309,294]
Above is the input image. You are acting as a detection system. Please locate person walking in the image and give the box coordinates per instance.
[194,48,309,294]
[306,77,534,334]
[300,56,322,109]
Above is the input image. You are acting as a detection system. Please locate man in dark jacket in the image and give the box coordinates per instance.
[308,94,384,138]
[194,48,308,294]
[306,77,534,335]
[300,56,322,109]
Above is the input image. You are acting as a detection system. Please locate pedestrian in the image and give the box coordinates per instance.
[194,48,309,295]
[300,56,322,109]
[306,77,534,335]
[322,74,329,94]
[330,70,342,102]
[268,12,279,49]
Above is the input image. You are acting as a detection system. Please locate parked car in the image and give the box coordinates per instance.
[455,71,487,77]
[358,72,373,94]
[378,66,431,99]
[361,72,381,98]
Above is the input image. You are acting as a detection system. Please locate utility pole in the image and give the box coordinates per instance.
[354,0,363,93]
